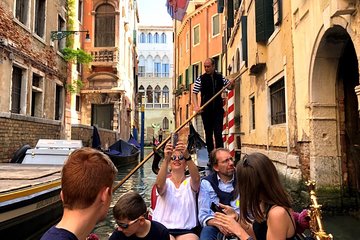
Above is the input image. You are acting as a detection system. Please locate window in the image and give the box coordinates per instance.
[15,0,29,26]
[57,15,66,50]
[78,0,83,22]
[185,68,189,89]
[31,73,43,117]
[212,14,220,36]
[139,66,145,77]
[76,62,82,74]
[147,33,152,43]
[146,85,153,108]
[154,86,161,108]
[178,74,183,87]
[162,63,169,77]
[193,25,200,46]
[138,85,145,105]
[250,96,255,130]
[163,117,169,130]
[270,77,286,124]
[34,0,46,38]
[236,49,240,72]
[161,33,166,43]
[193,63,201,81]
[11,66,23,114]
[140,32,146,43]
[241,16,248,67]
[75,95,80,112]
[154,33,159,43]
[95,4,115,47]
[55,85,63,120]
[186,31,189,51]
[154,62,161,77]
[162,86,169,108]
[255,0,281,42]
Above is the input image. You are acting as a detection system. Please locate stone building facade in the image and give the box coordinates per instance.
[137,25,174,142]
[0,0,68,162]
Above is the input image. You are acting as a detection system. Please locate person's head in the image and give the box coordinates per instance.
[113,192,148,237]
[236,152,292,223]
[204,58,216,75]
[61,147,117,219]
[169,149,187,172]
[209,148,235,179]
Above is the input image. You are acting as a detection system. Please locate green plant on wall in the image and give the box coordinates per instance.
[61,48,93,64]
[66,79,84,93]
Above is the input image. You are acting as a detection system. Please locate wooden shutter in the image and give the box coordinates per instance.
[218,0,224,13]
[241,16,248,67]
[227,0,234,28]
[255,0,275,42]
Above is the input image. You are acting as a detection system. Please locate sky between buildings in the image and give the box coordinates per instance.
[137,0,173,26]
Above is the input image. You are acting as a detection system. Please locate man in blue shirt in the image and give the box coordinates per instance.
[198,148,239,240]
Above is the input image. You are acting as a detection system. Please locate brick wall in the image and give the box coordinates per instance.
[71,124,117,149]
[0,114,61,163]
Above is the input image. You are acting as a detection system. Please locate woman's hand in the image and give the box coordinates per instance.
[214,212,249,239]
[164,142,173,161]
[218,203,237,220]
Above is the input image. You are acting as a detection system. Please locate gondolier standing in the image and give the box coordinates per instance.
[192,58,234,156]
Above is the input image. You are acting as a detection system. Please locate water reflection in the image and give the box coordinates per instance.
[93,148,156,239]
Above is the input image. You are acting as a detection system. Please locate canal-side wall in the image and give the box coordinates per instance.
[71,124,117,149]
[0,113,61,163]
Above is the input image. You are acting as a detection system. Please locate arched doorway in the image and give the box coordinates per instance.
[310,25,360,193]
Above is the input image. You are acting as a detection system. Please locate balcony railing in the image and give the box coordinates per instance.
[90,47,119,63]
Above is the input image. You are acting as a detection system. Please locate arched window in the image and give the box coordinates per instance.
[154,85,161,108]
[146,85,153,108]
[162,56,170,77]
[138,55,145,77]
[154,32,159,43]
[138,85,145,105]
[162,86,169,108]
[95,4,115,47]
[147,33,152,43]
[161,33,166,43]
[140,32,146,43]
[236,48,240,72]
[154,55,161,77]
[163,117,169,130]
[146,55,154,77]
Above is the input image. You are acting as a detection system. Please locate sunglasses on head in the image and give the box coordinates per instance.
[171,155,184,161]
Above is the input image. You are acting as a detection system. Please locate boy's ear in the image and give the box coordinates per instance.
[100,187,111,203]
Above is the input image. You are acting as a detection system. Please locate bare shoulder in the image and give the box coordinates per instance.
[267,206,291,221]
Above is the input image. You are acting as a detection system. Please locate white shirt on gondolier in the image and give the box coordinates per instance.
[153,177,197,230]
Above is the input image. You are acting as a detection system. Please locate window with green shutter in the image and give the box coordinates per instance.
[255,0,275,42]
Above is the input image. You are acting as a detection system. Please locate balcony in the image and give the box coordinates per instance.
[89,47,119,65]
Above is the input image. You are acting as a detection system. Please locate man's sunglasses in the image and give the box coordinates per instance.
[116,217,140,229]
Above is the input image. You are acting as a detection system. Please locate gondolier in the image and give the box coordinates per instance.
[192,58,235,156]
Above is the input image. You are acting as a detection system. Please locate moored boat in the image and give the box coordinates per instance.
[104,139,140,168]
[0,139,83,239]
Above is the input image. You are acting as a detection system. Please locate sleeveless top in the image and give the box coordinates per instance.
[200,72,225,112]
[252,205,296,240]
[152,177,197,230]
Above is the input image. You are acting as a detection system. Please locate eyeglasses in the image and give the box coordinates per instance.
[219,157,234,164]
[116,217,140,229]
[171,155,184,161]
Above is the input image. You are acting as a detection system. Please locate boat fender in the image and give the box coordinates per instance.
[11,144,31,163]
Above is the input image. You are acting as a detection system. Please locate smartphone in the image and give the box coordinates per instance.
[210,202,224,214]
[171,133,179,147]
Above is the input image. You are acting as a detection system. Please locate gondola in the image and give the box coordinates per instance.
[104,138,140,168]
[0,139,82,239]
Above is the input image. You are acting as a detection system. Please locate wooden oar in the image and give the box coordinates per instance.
[112,71,242,192]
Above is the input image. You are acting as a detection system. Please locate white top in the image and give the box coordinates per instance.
[153,177,197,230]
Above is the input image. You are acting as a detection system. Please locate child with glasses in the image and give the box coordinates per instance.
[213,152,297,240]
[152,140,201,240]
[109,192,170,240]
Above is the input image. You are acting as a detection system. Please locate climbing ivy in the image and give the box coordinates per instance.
[66,79,84,93]
[61,47,93,64]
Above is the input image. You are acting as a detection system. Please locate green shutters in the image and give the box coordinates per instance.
[255,0,274,42]
[227,0,234,28]
[241,16,248,67]
[218,0,224,13]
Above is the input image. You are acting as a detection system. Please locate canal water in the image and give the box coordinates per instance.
[92,147,360,239]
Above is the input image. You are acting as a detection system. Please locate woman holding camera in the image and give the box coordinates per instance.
[152,140,200,240]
